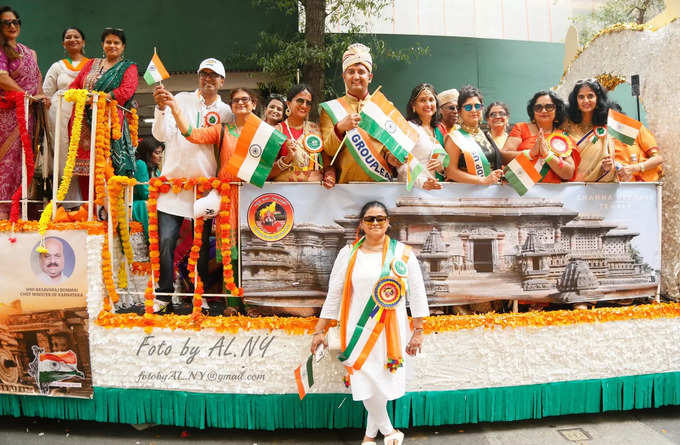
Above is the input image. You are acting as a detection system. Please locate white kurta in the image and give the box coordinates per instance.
[151,90,232,218]
[320,243,429,401]
[396,122,444,189]
[42,59,87,203]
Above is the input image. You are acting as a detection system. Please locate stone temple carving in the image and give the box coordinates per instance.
[241,197,658,314]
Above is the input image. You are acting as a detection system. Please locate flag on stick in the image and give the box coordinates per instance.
[226,114,286,187]
[504,153,543,196]
[143,50,170,85]
[607,109,642,146]
[294,354,315,399]
[359,90,419,162]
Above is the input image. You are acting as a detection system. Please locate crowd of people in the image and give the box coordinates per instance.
[0,8,667,444]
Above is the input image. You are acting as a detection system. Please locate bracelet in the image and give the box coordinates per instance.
[544,151,555,163]
[181,125,193,138]
[313,331,324,336]
[276,157,292,170]
[413,328,423,333]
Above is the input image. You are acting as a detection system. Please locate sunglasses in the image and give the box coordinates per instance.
[533,103,556,112]
[362,215,387,223]
[294,98,313,107]
[232,97,251,104]
[489,112,507,118]
[1,19,21,27]
[462,103,483,112]
[103,27,124,32]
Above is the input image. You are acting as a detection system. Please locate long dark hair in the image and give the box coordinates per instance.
[567,78,610,126]
[405,83,442,128]
[0,6,20,60]
[527,90,567,127]
[135,137,163,178]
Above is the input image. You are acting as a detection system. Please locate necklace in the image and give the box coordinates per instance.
[460,122,480,134]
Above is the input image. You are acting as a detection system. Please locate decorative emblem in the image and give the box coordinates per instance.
[546,132,574,158]
[390,258,408,278]
[247,193,294,242]
[203,111,221,127]
[372,277,403,308]
[249,144,263,158]
[304,134,323,153]
[384,120,397,134]
[594,126,607,137]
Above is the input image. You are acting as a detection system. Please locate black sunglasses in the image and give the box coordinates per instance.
[362,215,387,223]
[1,19,21,27]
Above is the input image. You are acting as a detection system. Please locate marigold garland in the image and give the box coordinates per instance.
[95,302,680,335]
[187,217,206,323]
[36,89,88,251]
[101,235,117,308]
[0,220,105,235]
[109,99,122,140]
[129,108,139,146]
[107,176,137,296]
[93,92,111,206]
[130,261,151,275]
[1,91,35,228]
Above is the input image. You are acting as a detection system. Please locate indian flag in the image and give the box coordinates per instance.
[360,91,418,163]
[143,52,170,85]
[607,109,641,146]
[38,351,84,384]
[294,354,315,400]
[504,153,543,196]
[226,114,286,187]
[405,154,425,191]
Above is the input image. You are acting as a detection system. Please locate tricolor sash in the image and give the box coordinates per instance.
[338,237,411,375]
[320,98,392,182]
[450,129,491,177]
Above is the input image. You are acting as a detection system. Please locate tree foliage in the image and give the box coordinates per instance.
[248,0,428,110]
[571,0,664,44]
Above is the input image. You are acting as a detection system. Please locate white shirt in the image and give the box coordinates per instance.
[152,90,233,218]
[38,271,67,285]
[320,244,429,401]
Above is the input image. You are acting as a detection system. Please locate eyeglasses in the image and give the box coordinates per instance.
[294,98,313,107]
[232,97,251,104]
[462,103,483,112]
[1,19,21,28]
[442,105,458,112]
[199,71,222,80]
[362,215,387,223]
[533,103,556,112]
[489,112,507,118]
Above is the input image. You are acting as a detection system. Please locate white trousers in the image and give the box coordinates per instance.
[362,393,394,438]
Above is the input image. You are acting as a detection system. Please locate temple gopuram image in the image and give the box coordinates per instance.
[241,197,658,313]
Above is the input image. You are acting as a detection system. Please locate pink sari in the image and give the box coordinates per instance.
[0,43,41,211]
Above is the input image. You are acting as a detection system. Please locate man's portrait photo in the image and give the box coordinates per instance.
[31,237,76,285]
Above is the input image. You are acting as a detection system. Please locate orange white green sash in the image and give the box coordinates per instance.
[320,98,392,182]
[338,236,411,375]
[450,129,491,177]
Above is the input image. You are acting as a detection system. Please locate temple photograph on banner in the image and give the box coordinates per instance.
[240,183,660,316]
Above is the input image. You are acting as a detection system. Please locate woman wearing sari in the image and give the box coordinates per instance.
[502,90,579,182]
[0,6,48,219]
[444,85,503,184]
[42,27,89,206]
[564,78,615,182]
[69,27,138,198]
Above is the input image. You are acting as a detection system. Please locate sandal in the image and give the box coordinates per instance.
[383,430,404,445]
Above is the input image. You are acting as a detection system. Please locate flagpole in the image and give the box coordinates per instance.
[330,85,382,166]
[154,47,164,88]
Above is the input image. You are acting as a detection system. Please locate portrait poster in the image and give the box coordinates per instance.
[239,183,660,315]
[0,230,92,398]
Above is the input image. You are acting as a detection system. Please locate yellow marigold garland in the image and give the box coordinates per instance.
[36,88,89,252]
[93,92,110,206]
[107,176,136,293]
[0,220,105,235]
[109,100,122,140]
[95,302,680,335]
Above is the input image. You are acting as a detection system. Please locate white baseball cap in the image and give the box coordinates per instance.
[197,58,226,78]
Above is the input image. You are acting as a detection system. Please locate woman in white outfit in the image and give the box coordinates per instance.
[42,27,89,207]
[311,201,430,445]
[393,83,446,190]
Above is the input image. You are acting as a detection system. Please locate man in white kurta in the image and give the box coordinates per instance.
[320,242,429,401]
[151,58,232,311]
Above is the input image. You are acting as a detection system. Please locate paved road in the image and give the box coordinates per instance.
[2,406,680,444]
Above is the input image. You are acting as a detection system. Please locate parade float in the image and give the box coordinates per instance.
[0,15,679,431]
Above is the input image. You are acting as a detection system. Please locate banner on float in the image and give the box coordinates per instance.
[0,230,92,398]
[239,183,660,314]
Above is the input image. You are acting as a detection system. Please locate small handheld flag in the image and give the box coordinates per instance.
[607,109,642,146]
[143,49,170,85]
[504,152,543,196]
[294,354,315,399]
